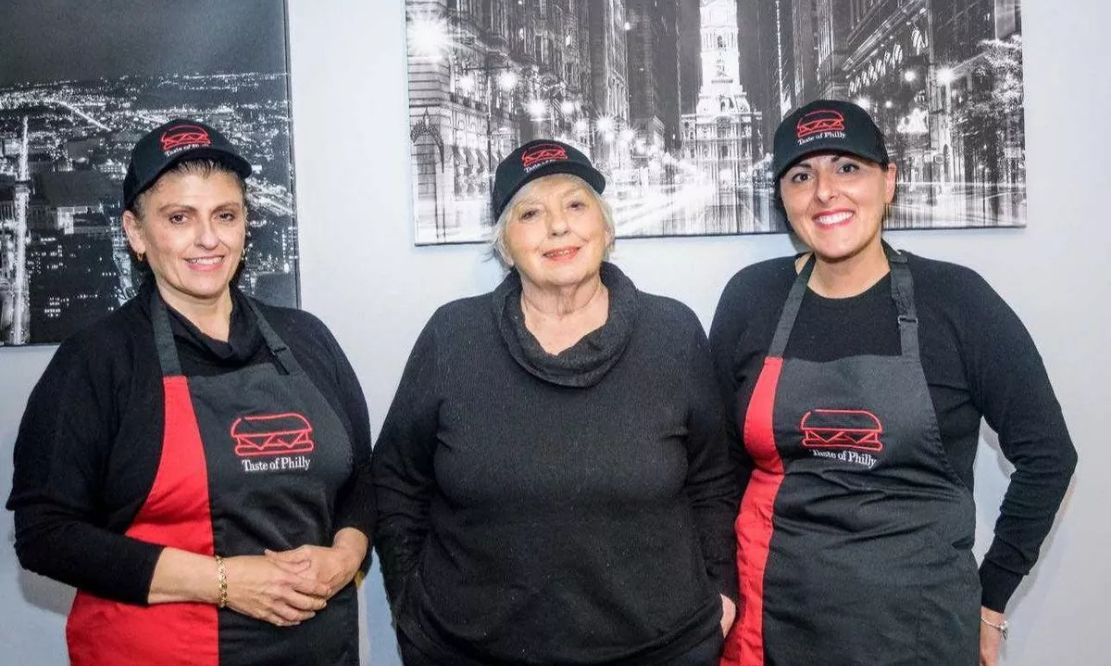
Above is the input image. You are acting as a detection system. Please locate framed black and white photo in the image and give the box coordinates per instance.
[405,0,1025,245]
[0,0,297,346]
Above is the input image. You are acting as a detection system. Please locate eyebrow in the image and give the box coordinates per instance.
[155,201,244,214]
[791,154,857,170]
[551,185,590,200]
[515,186,588,208]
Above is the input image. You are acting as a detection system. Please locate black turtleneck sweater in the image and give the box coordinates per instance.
[372,263,738,666]
[7,285,375,604]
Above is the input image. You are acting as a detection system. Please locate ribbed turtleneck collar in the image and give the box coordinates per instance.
[493,261,639,388]
[140,282,263,364]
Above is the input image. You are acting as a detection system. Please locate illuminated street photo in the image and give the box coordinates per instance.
[405,1,1025,244]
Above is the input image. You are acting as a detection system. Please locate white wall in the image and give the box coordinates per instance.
[2,1,1108,663]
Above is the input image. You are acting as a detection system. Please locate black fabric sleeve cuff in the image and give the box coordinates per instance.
[334,490,375,542]
[333,477,376,574]
[710,561,740,604]
[979,559,1023,612]
[127,543,165,606]
[13,518,166,606]
[334,456,376,537]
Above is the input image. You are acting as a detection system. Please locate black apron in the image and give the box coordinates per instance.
[67,290,358,666]
[721,247,980,666]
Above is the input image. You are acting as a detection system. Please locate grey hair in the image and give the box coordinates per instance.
[490,173,616,268]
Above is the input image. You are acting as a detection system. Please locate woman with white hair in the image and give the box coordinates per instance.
[373,139,738,665]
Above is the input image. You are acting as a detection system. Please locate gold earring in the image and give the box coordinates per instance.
[137,251,145,262]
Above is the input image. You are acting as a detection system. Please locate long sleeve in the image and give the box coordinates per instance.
[704,255,1077,614]
[371,317,442,609]
[7,335,165,605]
[252,303,377,562]
[683,322,740,602]
[709,270,767,504]
[953,272,1078,611]
[317,320,376,552]
[370,282,738,663]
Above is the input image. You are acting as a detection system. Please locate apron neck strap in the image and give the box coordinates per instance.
[768,254,815,357]
[150,289,183,377]
[243,298,306,376]
[885,243,920,359]
[769,242,920,359]
[149,289,306,377]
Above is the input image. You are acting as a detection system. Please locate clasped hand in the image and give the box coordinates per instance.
[224,539,363,628]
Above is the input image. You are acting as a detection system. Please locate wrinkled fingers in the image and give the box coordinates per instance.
[279,589,328,613]
[288,575,332,599]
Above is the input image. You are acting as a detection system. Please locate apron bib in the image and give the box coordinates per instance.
[67,291,357,666]
[721,247,979,666]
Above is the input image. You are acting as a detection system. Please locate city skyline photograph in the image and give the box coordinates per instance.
[405,0,1026,245]
[0,0,298,346]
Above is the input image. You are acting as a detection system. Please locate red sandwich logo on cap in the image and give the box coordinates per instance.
[160,124,212,154]
[521,143,569,169]
[796,109,846,140]
[230,412,315,458]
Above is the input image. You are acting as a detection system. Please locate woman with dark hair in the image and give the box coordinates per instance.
[711,99,1076,666]
[8,119,373,665]
[374,139,739,665]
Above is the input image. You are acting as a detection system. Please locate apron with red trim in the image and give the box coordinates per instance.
[721,247,979,665]
[67,290,357,666]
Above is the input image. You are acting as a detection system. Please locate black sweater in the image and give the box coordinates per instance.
[373,263,738,666]
[708,252,1077,612]
[7,285,375,605]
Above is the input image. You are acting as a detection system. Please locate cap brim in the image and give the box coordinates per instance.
[159,146,253,181]
[127,147,252,208]
[775,141,888,181]
[497,161,607,217]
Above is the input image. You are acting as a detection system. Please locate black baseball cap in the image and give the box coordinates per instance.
[772,99,889,181]
[492,139,606,219]
[123,118,252,210]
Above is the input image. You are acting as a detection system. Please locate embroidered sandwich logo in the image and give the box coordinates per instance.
[160,124,212,154]
[521,143,569,171]
[800,409,883,469]
[800,409,883,451]
[795,108,848,147]
[796,109,846,139]
[231,413,315,473]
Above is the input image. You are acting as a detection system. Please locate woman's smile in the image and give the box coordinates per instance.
[811,209,854,229]
[542,245,581,262]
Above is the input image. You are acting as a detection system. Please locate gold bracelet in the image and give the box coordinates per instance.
[215,555,228,609]
[980,615,1008,640]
